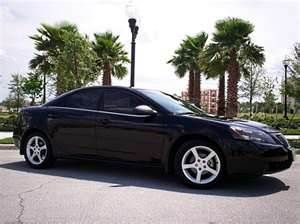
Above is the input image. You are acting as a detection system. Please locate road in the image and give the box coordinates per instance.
[0,150,299,224]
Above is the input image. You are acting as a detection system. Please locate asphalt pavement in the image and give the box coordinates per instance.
[0,150,299,224]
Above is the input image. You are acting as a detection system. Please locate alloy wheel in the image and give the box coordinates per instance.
[181,146,221,184]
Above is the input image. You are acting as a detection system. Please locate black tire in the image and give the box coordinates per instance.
[174,140,225,188]
[23,132,55,169]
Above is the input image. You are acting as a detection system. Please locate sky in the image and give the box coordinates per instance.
[0,0,299,102]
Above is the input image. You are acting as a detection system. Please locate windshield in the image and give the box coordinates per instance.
[138,89,210,116]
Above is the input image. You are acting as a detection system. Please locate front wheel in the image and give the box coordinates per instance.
[23,132,55,169]
[174,140,225,188]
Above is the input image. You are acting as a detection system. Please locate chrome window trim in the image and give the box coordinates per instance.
[47,106,151,118]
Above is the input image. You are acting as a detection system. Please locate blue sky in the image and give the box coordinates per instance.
[0,0,299,101]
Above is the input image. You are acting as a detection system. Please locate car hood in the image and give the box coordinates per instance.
[183,114,279,133]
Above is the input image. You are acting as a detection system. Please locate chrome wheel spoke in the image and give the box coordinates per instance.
[191,148,199,160]
[205,151,216,161]
[34,137,38,146]
[205,166,218,176]
[182,164,195,170]
[39,145,47,151]
[36,153,42,162]
[196,170,203,183]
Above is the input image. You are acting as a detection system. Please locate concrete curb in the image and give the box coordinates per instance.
[0,144,17,150]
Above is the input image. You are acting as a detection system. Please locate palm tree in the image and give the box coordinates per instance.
[211,17,265,118]
[201,43,228,116]
[168,32,208,106]
[92,32,129,85]
[29,22,78,95]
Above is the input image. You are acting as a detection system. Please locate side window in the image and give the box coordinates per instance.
[103,90,145,114]
[55,89,101,110]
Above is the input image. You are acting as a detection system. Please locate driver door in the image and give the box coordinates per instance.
[95,89,168,163]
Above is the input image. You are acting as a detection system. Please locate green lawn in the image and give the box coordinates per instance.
[0,112,16,119]
[0,137,14,144]
[238,112,300,120]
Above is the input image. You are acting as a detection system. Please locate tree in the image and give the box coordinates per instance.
[262,76,277,114]
[211,17,265,118]
[92,32,129,85]
[30,22,98,95]
[239,64,264,117]
[286,43,300,100]
[54,30,97,92]
[201,43,227,116]
[22,72,43,106]
[8,74,25,112]
[168,32,208,106]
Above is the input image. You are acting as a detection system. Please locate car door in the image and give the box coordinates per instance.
[95,89,168,164]
[48,88,101,156]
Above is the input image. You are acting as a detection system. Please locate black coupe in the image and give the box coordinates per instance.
[13,86,296,188]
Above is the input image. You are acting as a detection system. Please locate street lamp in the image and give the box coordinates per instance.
[126,2,139,87]
[283,58,290,119]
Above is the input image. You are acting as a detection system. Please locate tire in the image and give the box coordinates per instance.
[23,132,55,169]
[174,140,225,188]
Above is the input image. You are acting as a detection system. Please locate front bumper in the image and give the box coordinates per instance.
[226,140,295,176]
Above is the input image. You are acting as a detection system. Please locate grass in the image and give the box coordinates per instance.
[238,112,300,120]
[0,112,16,119]
[282,129,300,135]
[0,137,13,144]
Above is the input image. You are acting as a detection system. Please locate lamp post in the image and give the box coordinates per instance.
[42,73,46,104]
[128,18,138,87]
[283,58,289,119]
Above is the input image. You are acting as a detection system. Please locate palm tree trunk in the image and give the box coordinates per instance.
[217,74,225,116]
[102,63,112,85]
[226,51,240,118]
[188,70,195,103]
[193,71,201,107]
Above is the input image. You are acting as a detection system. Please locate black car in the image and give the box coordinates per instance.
[13,86,296,188]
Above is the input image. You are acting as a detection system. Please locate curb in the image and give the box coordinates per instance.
[0,144,17,150]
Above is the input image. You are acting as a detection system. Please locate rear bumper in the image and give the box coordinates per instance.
[226,141,295,176]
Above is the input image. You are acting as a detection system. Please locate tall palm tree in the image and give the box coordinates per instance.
[201,43,228,116]
[212,17,265,118]
[168,32,208,106]
[92,32,129,85]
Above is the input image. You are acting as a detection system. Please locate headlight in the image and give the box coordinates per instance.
[230,125,275,144]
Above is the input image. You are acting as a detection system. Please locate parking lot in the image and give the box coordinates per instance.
[0,149,299,224]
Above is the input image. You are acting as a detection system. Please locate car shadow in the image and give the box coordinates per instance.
[0,159,290,197]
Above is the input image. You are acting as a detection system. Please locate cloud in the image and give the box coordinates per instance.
[0,0,299,102]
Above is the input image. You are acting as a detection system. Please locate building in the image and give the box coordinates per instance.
[201,89,218,114]
[180,89,218,114]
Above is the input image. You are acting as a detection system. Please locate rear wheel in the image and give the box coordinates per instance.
[23,132,55,169]
[174,140,225,188]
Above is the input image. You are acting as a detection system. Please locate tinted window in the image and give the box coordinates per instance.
[103,90,145,114]
[138,89,209,116]
[55,89,101,110]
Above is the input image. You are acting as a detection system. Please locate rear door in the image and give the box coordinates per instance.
[47,88,102,156]
[95,89,168,164]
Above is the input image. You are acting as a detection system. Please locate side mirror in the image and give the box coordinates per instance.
[134,105,157,116]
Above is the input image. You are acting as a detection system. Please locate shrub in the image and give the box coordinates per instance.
[0,115,17,131]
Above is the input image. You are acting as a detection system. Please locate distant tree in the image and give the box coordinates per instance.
[262,76,278,113]
[8,74,25,112]
[22,72,43,106]
[92,32,129,85]
[285,43,300,101]
[239,64,264,117]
